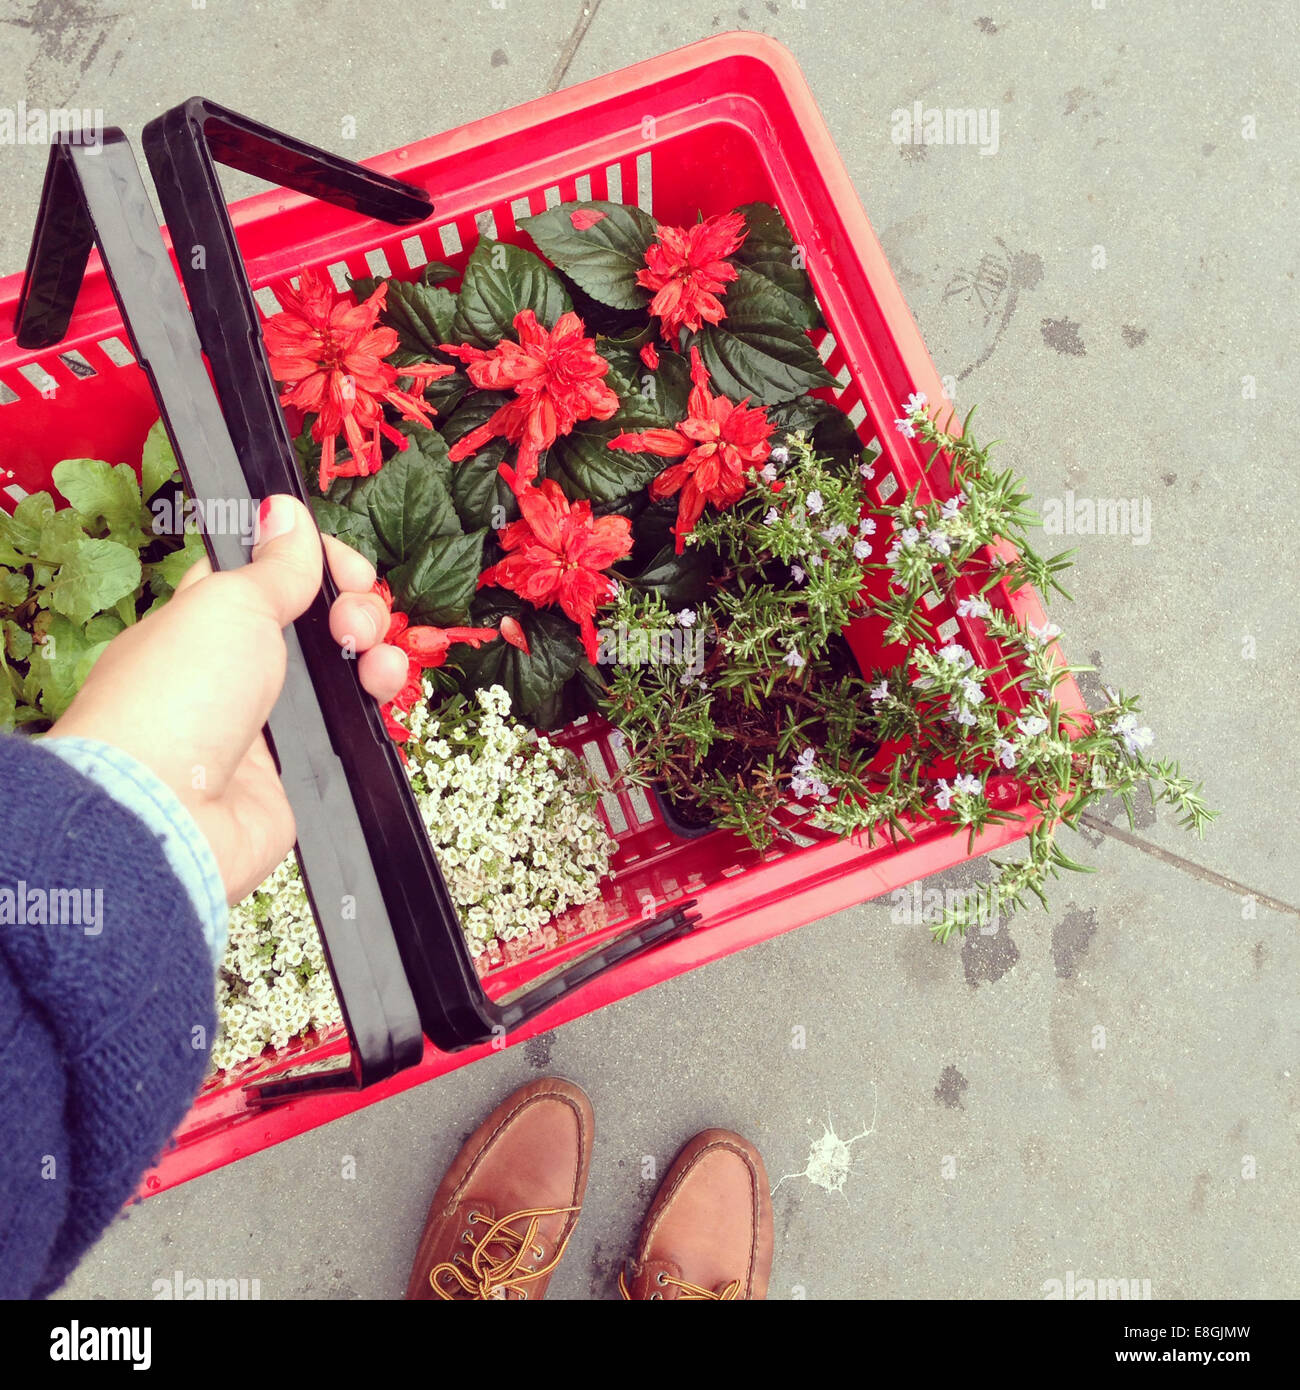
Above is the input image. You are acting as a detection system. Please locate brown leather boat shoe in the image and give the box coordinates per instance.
[620,1127,774,1300]
[405,1076,594,1300]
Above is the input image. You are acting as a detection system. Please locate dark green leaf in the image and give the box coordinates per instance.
[599,340,692,426]
[359,433,460,566]
[293,423,322,491]
[424,369,471,417]
[388,528,486,626]
[440,390,511,449]
[732,202,820,329]
[450,439,515,533]
[630,542,714,608]
[451,238,571,348]
[321,426,460,569]
[631,495,683,562]
[521,200,658,312]
[459,590,585,721]
[767,394,862,472]
[560,274,647,336]
[693,267,837,405]
[440,391,524,530]
[369,275,458,357]
[546,390,669,504]
[310,498,380,566]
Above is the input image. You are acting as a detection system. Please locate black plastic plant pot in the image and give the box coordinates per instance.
[650,783,718,840]
[16,111,697,1105]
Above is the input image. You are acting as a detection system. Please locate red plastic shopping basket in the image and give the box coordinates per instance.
[0,32,1083,1194]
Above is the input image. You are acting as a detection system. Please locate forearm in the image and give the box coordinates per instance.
[0,735,218,1297]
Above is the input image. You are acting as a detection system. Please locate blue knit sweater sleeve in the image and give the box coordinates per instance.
[0,735,216,1298]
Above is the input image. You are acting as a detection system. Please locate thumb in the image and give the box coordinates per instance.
[243,494,325,626]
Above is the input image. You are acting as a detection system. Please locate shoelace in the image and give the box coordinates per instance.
[618,1268,742,1300]
[427,1204,580,1300]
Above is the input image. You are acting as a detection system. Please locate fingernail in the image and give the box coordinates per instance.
[254,495,295,550]
[353,607,378,643]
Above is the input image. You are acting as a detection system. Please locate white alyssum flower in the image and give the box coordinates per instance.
[769,445,790,465]
[1017,714,1049,738]
[853,539,872,560]
[677,607,697,628]
[211,855,343,1073]
[957,596,991,619]
[763,508,780,526]
[869,680,890,702]
[805,490,824,515]
[211,683,615,1072]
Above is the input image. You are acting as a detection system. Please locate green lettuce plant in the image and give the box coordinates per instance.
[0,423,202,731]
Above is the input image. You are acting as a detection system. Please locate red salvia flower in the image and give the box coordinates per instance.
[439,310,619,491]
[607,347,774,553]
[569,208,608,230]
[636,211,748,342]
[372,580,498,745]
[499,615,530,654]
[263,268,455,492]
[639,340,660,371]
[477,480,632,664]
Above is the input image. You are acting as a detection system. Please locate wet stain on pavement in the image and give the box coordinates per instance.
[1053,907,1098,979]
[934,1065,969,1109]
[524,1030,557,1070]
[962,920,1020,986]
[1041,316,1086,356]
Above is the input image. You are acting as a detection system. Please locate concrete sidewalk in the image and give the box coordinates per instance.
[2,0,1294,1300]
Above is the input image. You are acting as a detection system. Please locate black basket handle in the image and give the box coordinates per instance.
[14,131,424,1092]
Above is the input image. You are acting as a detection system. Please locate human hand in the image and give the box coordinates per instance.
[47,494,407,902]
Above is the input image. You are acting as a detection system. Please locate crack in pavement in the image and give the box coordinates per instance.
[1079,813,1300,920]
[548,0,603,93]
